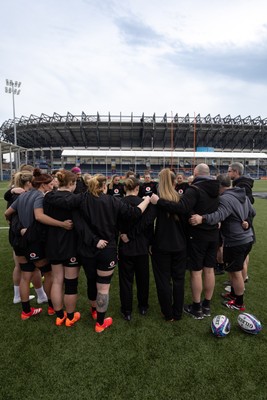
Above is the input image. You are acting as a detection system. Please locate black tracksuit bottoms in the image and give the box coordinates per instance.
[152,249,186,320]
[118,254,149,313]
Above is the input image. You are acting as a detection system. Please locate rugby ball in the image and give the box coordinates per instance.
[211,315,231,337]
[237,313,262,335]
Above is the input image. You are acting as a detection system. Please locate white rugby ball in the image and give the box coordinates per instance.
[237,313,262,335]
[211,315,231,337]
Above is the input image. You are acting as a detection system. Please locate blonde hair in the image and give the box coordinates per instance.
[124,177,140,192]
[14,171,33,188]
[19,164,34,172]
[158,169,180,202]
[87,174,107,197]
[83,173,92,187]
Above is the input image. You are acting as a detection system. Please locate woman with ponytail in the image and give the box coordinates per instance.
[5,170,48,305]
[43,170,81,327]
[5,168,73,321]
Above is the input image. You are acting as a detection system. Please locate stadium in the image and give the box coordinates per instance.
[1,111,267,179]
[1,113,267,400]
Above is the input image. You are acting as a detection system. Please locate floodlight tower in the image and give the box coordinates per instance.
[5,79,22,169]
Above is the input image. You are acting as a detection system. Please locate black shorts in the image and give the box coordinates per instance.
[187,238,218,271]
[82,248,118,272]
[25,241,46,263]
[14,245,26,257]
[223,242,253,272]
[13,239,45,261]
[50,257,80,268]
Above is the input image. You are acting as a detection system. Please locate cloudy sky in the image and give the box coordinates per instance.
[1,0,267,125]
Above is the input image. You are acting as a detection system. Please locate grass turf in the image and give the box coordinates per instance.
[0,181,267,400]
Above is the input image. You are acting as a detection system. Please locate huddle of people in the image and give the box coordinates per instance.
[4,162,255,331]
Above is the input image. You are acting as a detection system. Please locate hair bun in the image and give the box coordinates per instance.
[33,168,42,177]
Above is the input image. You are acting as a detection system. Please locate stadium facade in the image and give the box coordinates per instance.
[1,112,267,179]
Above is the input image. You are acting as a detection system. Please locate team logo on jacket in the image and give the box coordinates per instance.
[114,189,119,194]
[146,186,151,192]
[178,189,184,195]
[70,257,77,264]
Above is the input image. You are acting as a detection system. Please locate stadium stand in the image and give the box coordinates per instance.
[0,112,267,179]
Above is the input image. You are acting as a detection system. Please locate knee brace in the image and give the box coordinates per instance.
[96,274,113,285]
[39,263,52,274]
[64,277,78,295]
[96,292,109,312]
[20,262,35,272]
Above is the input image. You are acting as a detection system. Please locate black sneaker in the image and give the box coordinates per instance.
[139,307,148,316]
[121,311,131,321]
[202,306,211,317]
[184,304,204,320]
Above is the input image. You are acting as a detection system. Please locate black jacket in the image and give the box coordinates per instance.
[157,176,220,241]
[233,176,254,204]
[118,196,155,256]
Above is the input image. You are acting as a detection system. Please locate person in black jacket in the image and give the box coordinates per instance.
[71,167,87,194]
[148,168,187,321]
[107,174,125,198]
[43,170,82,327]
[118,177,154,321]
[138,171,158,198]
[175,173,189,196]
[151,164,220,319]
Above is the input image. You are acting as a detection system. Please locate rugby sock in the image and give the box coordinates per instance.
[22,301,31,314]
[91,306,97,313]
[14,285,20,298]
[193,302,201,311]
[56,309,65,319]
[97,311,105,325]
[235,294,244,306]
[48,299,53,309]
[230,287,236,297]
[35,286,47,302]
[202,299,210,308]
[67,312,74,320]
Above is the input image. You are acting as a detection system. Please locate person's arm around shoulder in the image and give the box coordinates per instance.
[137,195,151,213]
[34,208,73,230]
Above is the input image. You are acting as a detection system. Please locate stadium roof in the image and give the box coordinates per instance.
[62,149,267,159]
[0,140,26,154]
[1,112,267,152]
